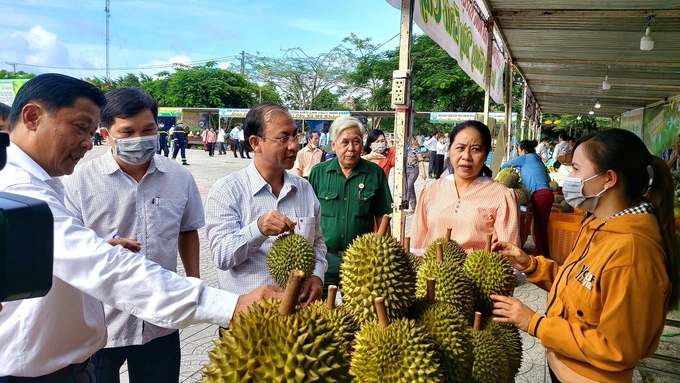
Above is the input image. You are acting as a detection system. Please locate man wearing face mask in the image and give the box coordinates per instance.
[62,87,204,382]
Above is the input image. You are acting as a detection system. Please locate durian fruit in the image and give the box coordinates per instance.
[470,312,509,383]
[514,184,531,206]
[340,232,416,325]
[548,180,559,192]
[404,236,423,272]
[554,195,566,204]
[201,270,351,383]
[416,243,475,322]
[482,318,523,383]
[267,232,315,288]
[422,235,467,267]
[464,236,516,315]
[350,297,443,382]
[308,285,358,351]
[560,200,574,213]
[416,278,474,383]
[495,167,519,188]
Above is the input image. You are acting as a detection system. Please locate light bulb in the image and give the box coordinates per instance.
[602,76,611,90]
[595,99,601,108]
[640,27,654,51]
[577,115,582,120]
[589,109,595,115]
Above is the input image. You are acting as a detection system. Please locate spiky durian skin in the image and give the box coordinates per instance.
[471,330,509,383]
[503,172,520,188]
[514,185,531,205]
[495,168,512,186]
[422,238,467,266]
[417,302,474,383]
[415,260,475,322]
[266,234,316,288]
[554,195,565,204]
[340,233,416,325]
[549,180,559,192]
[351,318,442,382]
[200,299,351,383]
[308,300,359,351]
[464,250,516,315]
[482,319,523,383]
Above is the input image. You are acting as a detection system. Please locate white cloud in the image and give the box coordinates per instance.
[11,25,70,67]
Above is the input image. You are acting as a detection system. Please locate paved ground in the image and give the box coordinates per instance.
[79,143,657,383]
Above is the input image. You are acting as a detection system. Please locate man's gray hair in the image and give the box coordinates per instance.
[329,116,365,142]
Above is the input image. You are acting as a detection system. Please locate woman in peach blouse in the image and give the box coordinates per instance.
[410,120,521,253]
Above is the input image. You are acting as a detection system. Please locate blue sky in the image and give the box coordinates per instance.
[0,0,409,79]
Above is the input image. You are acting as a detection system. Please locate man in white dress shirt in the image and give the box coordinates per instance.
[0,74,282,382]
[205,103,327,305]
[62,87,201,383]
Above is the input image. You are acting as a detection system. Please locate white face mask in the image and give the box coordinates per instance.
[562,173,607,213]
[372,142,387,154]
[310,143,317,149]
[112,135,159,165]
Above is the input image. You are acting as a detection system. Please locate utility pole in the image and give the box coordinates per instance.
[105,0,110,81]
[240,51,245,75]
[391,0,414,243]
[5,62,17,75]
[482,17,494,127]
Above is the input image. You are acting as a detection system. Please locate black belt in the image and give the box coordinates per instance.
[327,248,345,257]
[0,357,92,382]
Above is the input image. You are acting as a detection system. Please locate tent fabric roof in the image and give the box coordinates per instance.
[486,0,680,117]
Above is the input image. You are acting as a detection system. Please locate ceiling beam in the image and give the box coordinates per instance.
[494,9,680,18]
[528,80,680,90]
[517,59,680,68]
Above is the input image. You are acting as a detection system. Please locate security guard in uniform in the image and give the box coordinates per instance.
[157,120,169,157]
[172,121,189,165]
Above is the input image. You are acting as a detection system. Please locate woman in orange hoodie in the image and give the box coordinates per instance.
[492,129,678,383]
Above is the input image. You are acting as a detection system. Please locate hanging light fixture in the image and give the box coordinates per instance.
[589,109,595,115]
[602,66,611,90]
[595,99,601,109]
[577,114,582,120]
[641,16,655,51]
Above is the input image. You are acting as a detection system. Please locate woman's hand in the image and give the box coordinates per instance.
[362,151,386,162]
[491,241,532,272]
[490,294,536,333]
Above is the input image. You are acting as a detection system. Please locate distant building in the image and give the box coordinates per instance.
[339,96,355,110]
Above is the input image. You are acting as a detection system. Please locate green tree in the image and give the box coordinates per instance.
[248,46,352,110]
[0,70,36,79]
[312,89,344,111]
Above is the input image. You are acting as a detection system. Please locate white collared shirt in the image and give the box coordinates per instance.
[0,144,237,377]
[205,162,327,294]
[62,150,204,348]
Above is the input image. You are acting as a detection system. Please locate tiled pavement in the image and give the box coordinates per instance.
[79,144,652,382]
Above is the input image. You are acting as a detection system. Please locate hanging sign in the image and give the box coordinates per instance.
[386,0,505,104]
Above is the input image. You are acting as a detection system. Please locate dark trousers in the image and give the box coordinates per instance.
[0,360,95,383]
[433,154,445,179]
[219,142,227,154]
[532,189,554,258]
[239,142,250,159]
[93,133,102,146]
[406,167,419,209]
[428,150,437,176]
[157,135,168,157]
[207,142,216,156]
[172,141,186,161]
[92,331,180,383]
[232,139,239,157]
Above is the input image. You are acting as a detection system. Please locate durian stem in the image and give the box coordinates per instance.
[404,236,411,252]
[485,233,493,252]
[326,285,338,309]
[374,297,390,328]
[436,243,444,262]
[290,226,295,235]
[377,215,391,236]
[446,227,452,241]
[426,278,436,304]
[278,269,306,316]
[473,311,482,331]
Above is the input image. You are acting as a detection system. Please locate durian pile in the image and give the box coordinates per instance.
[495,167,532,205]
[200,220,523,383]
[552,194,574,213]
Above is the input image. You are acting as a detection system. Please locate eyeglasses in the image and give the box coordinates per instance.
[259,133,303,146]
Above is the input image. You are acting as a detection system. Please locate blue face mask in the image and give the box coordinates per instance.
[562,173,607,213]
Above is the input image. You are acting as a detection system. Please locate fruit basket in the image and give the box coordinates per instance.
[547,213,583,265]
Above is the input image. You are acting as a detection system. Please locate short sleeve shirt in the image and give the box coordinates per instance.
[308,158,392,252]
